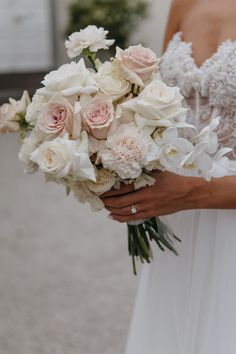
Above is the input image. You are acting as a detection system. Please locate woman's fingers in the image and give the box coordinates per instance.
[109,211,149,223]
[101,183,134,198]
[102,191,143,208]
[106,203,143,216]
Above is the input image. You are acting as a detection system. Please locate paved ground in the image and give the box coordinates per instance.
[0,134,138,354]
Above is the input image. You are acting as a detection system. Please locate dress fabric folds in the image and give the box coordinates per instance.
[124,33,236,354]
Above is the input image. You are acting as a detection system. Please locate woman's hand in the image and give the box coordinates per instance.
[101,171,212,223]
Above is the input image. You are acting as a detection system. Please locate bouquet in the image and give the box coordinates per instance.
[0,26,231,274]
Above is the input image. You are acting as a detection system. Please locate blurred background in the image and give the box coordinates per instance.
[0,0,171,353]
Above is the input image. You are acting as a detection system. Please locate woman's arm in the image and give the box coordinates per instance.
[101,172,236,223]
[163,0,195,51]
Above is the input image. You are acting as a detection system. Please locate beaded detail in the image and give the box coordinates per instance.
[160,32,236,159]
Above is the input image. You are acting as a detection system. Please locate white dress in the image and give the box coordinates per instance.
[124,33,236,354]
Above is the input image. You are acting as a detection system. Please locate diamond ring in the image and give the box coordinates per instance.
[130,205,137,215]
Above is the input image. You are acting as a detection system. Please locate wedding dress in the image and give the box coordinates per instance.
[124,33,236,354]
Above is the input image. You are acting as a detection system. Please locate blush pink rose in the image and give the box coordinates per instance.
[115,45,159,87]
[81,95,114,140]
[0,91,30,133]
[0,103,19,133]
[38,96,73,135]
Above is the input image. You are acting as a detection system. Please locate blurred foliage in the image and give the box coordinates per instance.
[66,0,149,50]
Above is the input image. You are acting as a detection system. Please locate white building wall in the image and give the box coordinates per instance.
[0,0,54,73]
[131,0,172,55]
[56,0,172,65]
[0,0,172,72]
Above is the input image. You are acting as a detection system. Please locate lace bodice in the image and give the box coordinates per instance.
[160,32,236,159]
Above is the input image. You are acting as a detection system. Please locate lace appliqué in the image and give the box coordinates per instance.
[160,33,236,160]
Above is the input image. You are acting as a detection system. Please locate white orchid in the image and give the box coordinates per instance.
[178,142,213,179]
[157,127,194,171]
[207,147,232,179]
[195,116,221,154]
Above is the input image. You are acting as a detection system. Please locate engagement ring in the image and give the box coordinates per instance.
[131,205,137,215]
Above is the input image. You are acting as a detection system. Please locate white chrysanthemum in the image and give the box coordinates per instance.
[65,25,115,58]
[41,59,98,97]
[96,61,131,100]
[100,124,160,179]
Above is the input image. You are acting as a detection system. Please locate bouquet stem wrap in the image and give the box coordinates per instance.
[127,217,181,275]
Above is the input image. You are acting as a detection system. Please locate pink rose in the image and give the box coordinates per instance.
[81,95,114,140]
[38,96,73,135]
[115,45,159,87]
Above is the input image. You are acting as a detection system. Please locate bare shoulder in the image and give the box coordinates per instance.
[172,0,195,8]
[163,0,195,51]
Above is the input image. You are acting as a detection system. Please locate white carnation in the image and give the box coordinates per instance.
[100,124,160,179]
[65,25,115,58]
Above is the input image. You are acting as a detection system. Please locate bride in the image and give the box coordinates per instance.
[101,0,236,353]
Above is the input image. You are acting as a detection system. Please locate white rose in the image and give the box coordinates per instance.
[18,129,45,173]
[0,91,30,133]
[96,61,131,100]
[86,168,116,195]
[100,123,160,179]
[65,25,115,58]
[25,90,50,125]
[30,132,96,181]
[41,59,98,98]
[122,80,188,129]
